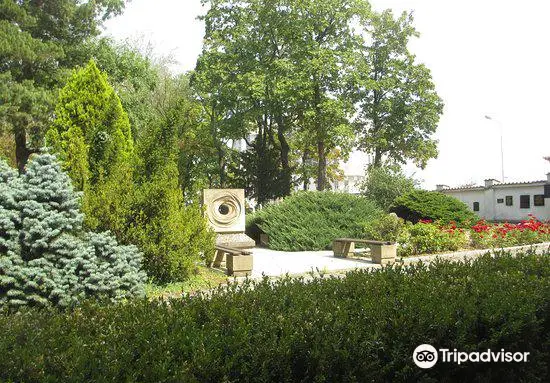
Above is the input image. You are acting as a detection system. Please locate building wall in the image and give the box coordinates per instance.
[442,184,550,221]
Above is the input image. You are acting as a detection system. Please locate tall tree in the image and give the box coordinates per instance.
[196,0,369,198]
[0,0,126,172]
[46,60,133,189]
[353,10,443,168]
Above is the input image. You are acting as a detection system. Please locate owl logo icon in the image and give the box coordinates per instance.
[413,344,438,368]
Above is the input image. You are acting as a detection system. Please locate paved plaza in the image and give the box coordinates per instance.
[250,247,378,277]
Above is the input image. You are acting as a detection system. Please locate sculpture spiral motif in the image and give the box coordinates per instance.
[210,193,242,228]
[203,189,245,233]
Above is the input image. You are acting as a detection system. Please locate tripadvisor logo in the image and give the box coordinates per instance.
[413,344,530,369]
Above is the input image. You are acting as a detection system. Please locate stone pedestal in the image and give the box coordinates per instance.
[371,244,397,265]
[227,254,253,277]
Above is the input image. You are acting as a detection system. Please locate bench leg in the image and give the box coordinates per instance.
[371,244,397,265]
[333,241,355,257]
[213,249,226,268]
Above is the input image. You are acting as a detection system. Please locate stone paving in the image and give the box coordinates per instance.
[249,242,550,278]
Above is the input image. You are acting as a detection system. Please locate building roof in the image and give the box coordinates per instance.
[440,180,547,192]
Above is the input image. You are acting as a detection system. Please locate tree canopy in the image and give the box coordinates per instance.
[0,0,126,172]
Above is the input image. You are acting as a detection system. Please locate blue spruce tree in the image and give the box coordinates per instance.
[0,153,146,308]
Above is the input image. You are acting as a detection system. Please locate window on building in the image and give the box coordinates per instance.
[473,202,480,211]
[545,184,550,198]
[520,195,530,209]
[534,195,545,206]
[506,196,513,206]
[497,198,504,204]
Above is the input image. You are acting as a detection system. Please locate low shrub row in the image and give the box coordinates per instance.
[1,252,549,382]
[247,191,383,251]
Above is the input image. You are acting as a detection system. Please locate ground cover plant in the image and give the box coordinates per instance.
[391,189,478,226]
[246,191,383,251]
[0,251,548,382]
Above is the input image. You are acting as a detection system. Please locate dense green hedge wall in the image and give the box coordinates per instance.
[246,191,383,251]
[391,189,478,225]
[1,252,548,382]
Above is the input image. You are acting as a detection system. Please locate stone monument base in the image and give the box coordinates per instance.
[216,232,255,249]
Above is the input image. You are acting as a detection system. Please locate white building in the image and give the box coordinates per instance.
[437,174,550,222]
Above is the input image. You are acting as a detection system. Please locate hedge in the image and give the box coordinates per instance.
[246,191,383,251]
[0,251,548,382]
[391,189,478,226]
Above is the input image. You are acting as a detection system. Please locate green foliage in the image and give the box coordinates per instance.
[0,252,549,381]
[47,59,133,187]
[0,0,126,170]
[247,192,383,251]
[363,213,406,242]
[361,166,417,210]
[391,189,478,226]
[126,172,215,284]
[83,121,216,284]
[353,10,443,168]
[0,153,145,309]
[399,222,468,256]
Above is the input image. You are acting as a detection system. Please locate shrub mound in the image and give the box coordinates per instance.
[391,189,478,225]
[0,154,146,308]
[247,191,383,251]
[0,252,548,382]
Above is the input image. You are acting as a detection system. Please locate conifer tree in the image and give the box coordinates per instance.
[0,153,145,309]
[46,59,133,188]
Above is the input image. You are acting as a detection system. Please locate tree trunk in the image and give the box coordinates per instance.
[316,139,327,191]
[14,127,36,173]
[276,115,292,196]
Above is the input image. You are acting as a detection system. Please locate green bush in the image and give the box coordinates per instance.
[361,166,417,210]
[0,252,548,382]
[399,221,469,256]
[363,213,406,242]
[0,154,145,309]
[391,189,478,226]
[247,191,383,251]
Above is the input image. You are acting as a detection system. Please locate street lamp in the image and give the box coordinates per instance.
[484,115,504,183]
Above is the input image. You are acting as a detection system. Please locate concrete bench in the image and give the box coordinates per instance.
[213,245,253,277]
[332,238,396,265]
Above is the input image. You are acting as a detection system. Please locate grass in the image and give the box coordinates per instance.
[145,266,229,299]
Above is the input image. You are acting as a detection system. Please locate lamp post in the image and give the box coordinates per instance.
[484,115,504,182]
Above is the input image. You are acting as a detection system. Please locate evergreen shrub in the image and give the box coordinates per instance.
[391,189,478,226]
[0,252,548,382]
[247,191,383,251]
[0,154,145,308]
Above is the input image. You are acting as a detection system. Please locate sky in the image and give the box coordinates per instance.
[104,0,550,189]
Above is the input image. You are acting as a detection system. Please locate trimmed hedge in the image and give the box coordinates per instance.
[391,189,478,226]
[246,191,383,251]
[0,252,549,382]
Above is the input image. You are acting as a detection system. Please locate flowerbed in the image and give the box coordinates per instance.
[366,215,550,257]
[470,215,550,249]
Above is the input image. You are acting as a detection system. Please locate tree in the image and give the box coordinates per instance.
[0,153,145,309]
[352,10,443,168]
[361,165,417,210]
[0,0,126,172]
[46,59,133,189]
[196,0,369,197]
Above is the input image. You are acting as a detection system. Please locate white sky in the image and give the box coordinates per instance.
[104,0,550,189]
